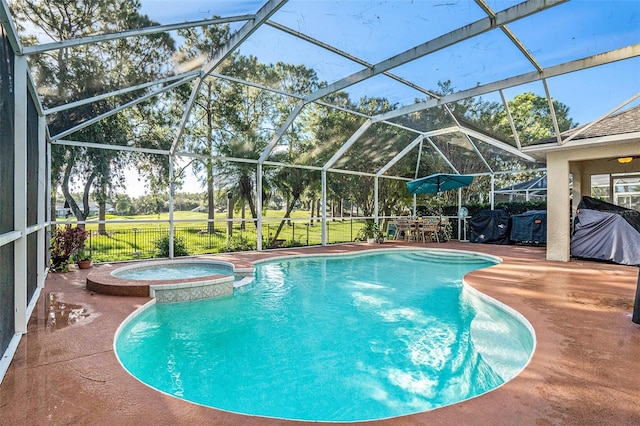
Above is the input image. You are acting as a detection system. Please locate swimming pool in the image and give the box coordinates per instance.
[115,249,535,422]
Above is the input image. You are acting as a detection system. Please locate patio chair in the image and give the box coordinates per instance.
[396,219,410,240]
[424,217,440,243]
[386,222,397,240]
[416,220,428,243]
[408,221,418,241]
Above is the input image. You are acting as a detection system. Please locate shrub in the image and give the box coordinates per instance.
[50,225,88,271]
[355,221,380,241]
[153,234,189,257]
[265,238,305,249]
[221,235,256,252]
[51,225,88,258]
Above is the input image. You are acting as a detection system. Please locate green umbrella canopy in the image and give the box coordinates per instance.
[407,173,474,194]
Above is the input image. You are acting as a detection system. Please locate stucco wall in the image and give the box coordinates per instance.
[544,139,640,262]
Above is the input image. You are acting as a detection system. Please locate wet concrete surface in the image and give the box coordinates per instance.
[0,242,638,425]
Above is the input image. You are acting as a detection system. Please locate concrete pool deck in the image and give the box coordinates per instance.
[1,242,639,425]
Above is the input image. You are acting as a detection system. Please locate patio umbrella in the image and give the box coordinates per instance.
[407,173,474,194]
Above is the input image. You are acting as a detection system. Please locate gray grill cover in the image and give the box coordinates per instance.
[571,209,640,266]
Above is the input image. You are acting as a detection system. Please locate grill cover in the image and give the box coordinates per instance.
[571,197,640,266]
[511,210,547,244]
[469,210,511,244]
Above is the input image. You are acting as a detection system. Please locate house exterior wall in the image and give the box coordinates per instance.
[545,140,640,262]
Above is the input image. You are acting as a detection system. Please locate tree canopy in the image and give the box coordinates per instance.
[13,1,577,223]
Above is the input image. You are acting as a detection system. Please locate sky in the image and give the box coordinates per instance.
[129,0,639,196]
[137,0,639,124]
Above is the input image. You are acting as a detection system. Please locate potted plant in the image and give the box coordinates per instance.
[358,222,380,243]
[50,225,88,271]
[75,249,92,269]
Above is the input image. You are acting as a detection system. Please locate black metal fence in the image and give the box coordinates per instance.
[69,218,370,262]
[56,216,462,264]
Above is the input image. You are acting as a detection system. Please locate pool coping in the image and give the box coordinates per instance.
[112,247,537,421]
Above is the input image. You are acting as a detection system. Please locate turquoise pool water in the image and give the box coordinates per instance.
[115,250,534,422]
[113,262,233,280]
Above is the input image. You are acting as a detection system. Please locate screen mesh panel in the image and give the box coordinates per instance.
[0,23,14,234]
[0,243,15,354]
[26,95,38,227]
[0,23,16,356]
[27,232,38,301]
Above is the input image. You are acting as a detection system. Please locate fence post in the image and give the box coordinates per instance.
[132,228,141,259]
[227,192,233,237]
[292,222,295,241]
[350,218,353,242]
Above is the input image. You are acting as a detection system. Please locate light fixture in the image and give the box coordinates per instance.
[617,157,633,164]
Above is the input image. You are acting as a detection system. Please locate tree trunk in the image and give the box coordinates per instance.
[240,202,246,230]
[309,199,315,226]
[207,161,215,234]
[98,200,107,235]
[61,160,94,228]
[271,196,299,244]
[50,193,57,223]
[206,83,215,234]
[239,175,258,228]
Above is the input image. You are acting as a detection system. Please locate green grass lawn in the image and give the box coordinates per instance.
[65,210,367,263]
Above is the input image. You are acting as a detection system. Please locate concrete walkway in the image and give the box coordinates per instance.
[1,242,638,425]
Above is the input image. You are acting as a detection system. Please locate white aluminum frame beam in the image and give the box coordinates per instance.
[414,139,423,179]
[500,89,521,149]
[26,70,44,116]
[210,71,304,100]
[176,152,259,164]
[474,0,543,72]
[21,15,255,56]
[322,119,372,171]
[376,125,473,178]
[466,137,494,173]
[542,79,562,144]
[327,168,376,178]
[53,139,171,155]
[207,71,436,149]
[171,83,201,155]
[14,55,28,335]
[259,101,305,163]
[377,135,423,177]
[0,0,22,53]
[170,0,288,155]
[267,20,440,99]
[168,159,175,258]
[445,106,493,173]
[44,70,201,116]
[459,125,536,162]
[263,161,323,171]
[50,75,197,141]
[202,1,287,77]
[376,44,640,123]
[303,0,565,104]
[425,136,459,174]
[211,70,428,135]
